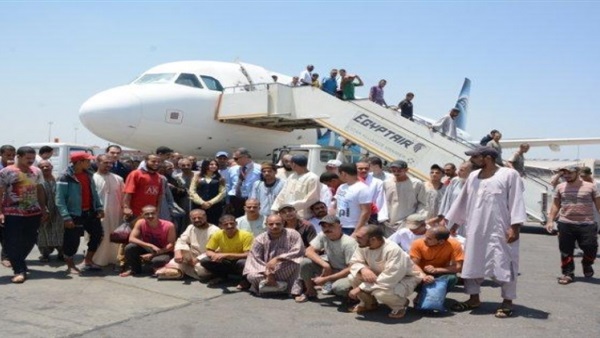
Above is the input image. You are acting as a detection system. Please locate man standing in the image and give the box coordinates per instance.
[424,164,447,220]
[296,215,357,302]
[368,156,392,182]
[356,159,386,224]
[250,162,284,217]
[299,64,314,86]
[276,153,293,180]
[348,225,421,318]
[0,144,16,267]
[368,79,387,107]
[121,205,176,277]
[334,163,371,236]
[339,69,364,101]
[442,163,457,186]
[507,143,530,177]
[445,146,526,318]
[431,108,460,139]
[229,148,261,217]
[123,154,163,220]
[0,146,47,283]
[106,145,131,180]
[398,92,415,121]
[35,146,54,165]
[244,214,305,295]
[321,69,339,96]
[479,129,499,146]
[201,214,254,286]
[56,152,104,274]
[236,199,266,237]
[93,154,124,266]
[158,209,220,280]
[380,160,427,237]
[37,160,64,262]
[546,166,600,284]
[486,132,504,166]
[271,154,321,219]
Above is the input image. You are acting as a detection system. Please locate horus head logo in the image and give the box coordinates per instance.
[413,143,425,153]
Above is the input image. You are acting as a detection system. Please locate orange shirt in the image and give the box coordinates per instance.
[409,238,464,270]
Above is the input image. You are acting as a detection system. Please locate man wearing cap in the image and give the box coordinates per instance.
[431,108,460,139]
[271,154,321,219]
[0,146,48,283]
[56,152,104,274]
[445,146,526,318]
[295,215,358,302]
[507,143,530,177]
[249,162,284,217]
[229,148,261,217]
[388,213,428,252]
[244,214,305,295]
[334,163,371,236]
[546,165,600,284]
[215,151,231,184]
[380,160,427,237]
[410,226,464,301]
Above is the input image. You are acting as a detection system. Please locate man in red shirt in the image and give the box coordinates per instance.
[56,152,104,274]
[123,154,162,219]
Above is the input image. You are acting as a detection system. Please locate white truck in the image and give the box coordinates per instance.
[26,142,97,177]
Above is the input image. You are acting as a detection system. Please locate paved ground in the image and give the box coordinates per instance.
[1,224,599,338]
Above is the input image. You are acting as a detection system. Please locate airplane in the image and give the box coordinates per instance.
[79,60,600,157]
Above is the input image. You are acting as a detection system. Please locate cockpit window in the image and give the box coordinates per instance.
[200,75,224,91]
[133,73,176,85]
[175,73,203,89]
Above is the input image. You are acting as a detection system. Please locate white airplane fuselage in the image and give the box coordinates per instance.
[80,61,315,157]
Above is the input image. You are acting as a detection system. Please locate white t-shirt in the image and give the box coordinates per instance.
[388,228,423,252]
[335,181,371,229]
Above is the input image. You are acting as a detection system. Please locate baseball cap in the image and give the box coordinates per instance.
[465,146,498,158]
[405,213,426,230]
[326,159,342,168]
[319,215,340,225]
[70,152,94,163]
[559,165,579,172]
[389,160,408,169]
[215,151,229,158]
[278,203,295,212]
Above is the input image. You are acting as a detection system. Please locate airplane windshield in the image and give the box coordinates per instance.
[133,73,176,85]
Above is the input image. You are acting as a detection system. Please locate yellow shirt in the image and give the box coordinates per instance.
[206,229,253,253]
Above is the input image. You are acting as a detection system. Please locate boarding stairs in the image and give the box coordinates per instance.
[217,84,552,222]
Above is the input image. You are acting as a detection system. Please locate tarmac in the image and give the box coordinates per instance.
[0,224,599,338]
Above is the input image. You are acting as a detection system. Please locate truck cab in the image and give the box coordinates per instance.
[26,142,97,177]
[271,144,362,176]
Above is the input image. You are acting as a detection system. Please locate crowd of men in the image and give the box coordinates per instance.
[0,141,598,320]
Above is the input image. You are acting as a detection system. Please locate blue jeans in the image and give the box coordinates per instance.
[3,215,41,274]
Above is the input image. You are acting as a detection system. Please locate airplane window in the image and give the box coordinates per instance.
[200,75,224,91]
[175,73,203,89]
[134,73,176,84]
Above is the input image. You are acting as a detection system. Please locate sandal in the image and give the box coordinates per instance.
[495,308,513,318]
[294,293,316,303]
[350,304,377,313]
[389,307,407,319]
[583,265,594,278]
[451,301,480,312]
[11,274,26,284]
[557,275,574,285]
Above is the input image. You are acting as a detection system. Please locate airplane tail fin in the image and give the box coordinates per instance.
[454,78,470,131]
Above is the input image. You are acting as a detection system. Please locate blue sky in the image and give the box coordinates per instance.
[1,1,599,160]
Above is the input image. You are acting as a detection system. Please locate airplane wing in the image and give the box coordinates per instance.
[500,137,600,151]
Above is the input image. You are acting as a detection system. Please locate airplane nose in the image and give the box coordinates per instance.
[79,86,142,142]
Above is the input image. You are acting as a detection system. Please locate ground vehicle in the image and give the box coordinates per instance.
[271,144,362,176]
[26,142,96,177]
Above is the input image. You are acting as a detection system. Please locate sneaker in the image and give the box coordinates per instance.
[258,280,288,294]
[321,281,333,295]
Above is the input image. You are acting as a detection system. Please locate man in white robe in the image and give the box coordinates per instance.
[271,155,321,219]
[445,146,526,318]
[157,209,219,280]
[93,154,124,266]
[348,225,421,319]
[379,160,427,237]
